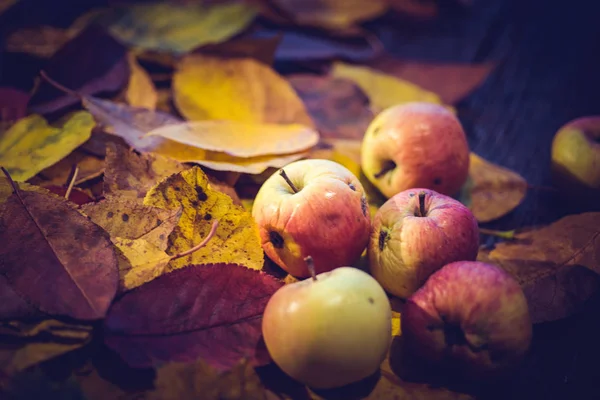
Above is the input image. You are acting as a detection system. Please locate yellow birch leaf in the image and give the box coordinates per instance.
[144,166,264,271]
[173,55,314,126]
[113,237,172,292]
[146,120,319,157]
[0,111,95,181]
[125,53,158,110]
[330,62,446,114]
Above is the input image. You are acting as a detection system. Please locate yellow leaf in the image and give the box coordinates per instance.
[391,311,401,337]
[330,62,446,114]
[95,2,258,54]
[190,150,309,174]
[144,166,264,271]
[0,111,95,181]
[173,55,314,126]
[125,53,158,110]
[146,120,319,157]
[113,237,172,292]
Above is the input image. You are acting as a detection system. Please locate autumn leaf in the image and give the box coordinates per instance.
[29,26,129,115]
[0,275,40,321]
[330,61,446,114]
[36,148,104,187]
[0,174,119,320]
[146,120,319,157]
[483,212,600,323]
[144,166,264,271]
[288,74,374,140]
[0,87,29,126]
[458,153,528,222]
[269,0,388,30]
[95,2,258,54]
[0,320,92,376]
[0,111,95,182]
[150,358,267,400]
[173,55,314,126]
[196,35,283,66]
[125,53,158,110]
[80,196,182,251]
[103,264,284,369]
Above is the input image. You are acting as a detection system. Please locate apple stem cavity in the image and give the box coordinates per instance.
[374,160,396,179]
[304,256,317,282]
[171,219,219,260]
[279,168,299,194]
[415,191,427,217]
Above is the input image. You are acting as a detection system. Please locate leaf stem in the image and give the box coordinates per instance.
[279,169,299,193]
[171,219,219,260]
[479,228,516,240]
[0,167,19,194]
[304,256,317,281]
[64,165,79,201]
[39,70,82,99]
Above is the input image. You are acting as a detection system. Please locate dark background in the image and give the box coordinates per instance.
[1,0,600,398]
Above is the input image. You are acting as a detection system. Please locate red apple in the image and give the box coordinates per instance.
[252,159,371,278]
[361,102,470,198]
[368,188,479,299]
[402,261,532,378]
[262,257,392,389]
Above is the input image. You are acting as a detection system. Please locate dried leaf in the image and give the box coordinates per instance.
[484,213,600,323]
[80,196,182,251]
[146,120,319,157]
[36,148,104,186]
[29,26,129,115]
[125,53,158,110]
[143,166,264,271]
[191,151,309,175]
[330,61,445,114]
[458,153,528,223]
[0,320,91,376]
[151,358,267,400]
[113,237,173,292]
[389,0,438,18]
[0,112,95,182]
[0,275,40,321]
[5,26,72,58]
[96,2,258,54]
[196,35,282,65]
[0,87,29,124]
[270,0,388,30]
[0,184,119,320]
[288,74,373,140]
[173,55,314,126]
[0,0,19,16]
[103,264,284,369]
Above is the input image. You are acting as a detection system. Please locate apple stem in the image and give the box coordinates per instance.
[418,191,426,217]
[304,256,317,282]
[279,169,299,193]
[171,220,219,260]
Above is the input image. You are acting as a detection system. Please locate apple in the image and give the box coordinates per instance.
[402,260,532,379]
[368,188,479,299]
[551,116,600,208]
[251,158,371,278]
[262,256,392,389]
[361,102,470,198]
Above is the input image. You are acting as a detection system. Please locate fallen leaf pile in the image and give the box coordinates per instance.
[0,0,597,398]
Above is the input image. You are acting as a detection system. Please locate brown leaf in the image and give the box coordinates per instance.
[0,87,29,125]
[151,358,268,400]
[0,320,91,376]
[80,197,182,251]
[288,74,373,140]
[125,53,158,110]
[35,148,104,187]
[195,34,283,66]
[0,275,40,321]
[103,264,284,370]
[484,213,600,323]
[459,153,528,222]
[366,55,495,105]
[0,179,119,320]
[5,25,71,58]
[29,26,129,115]
[388,0,438,19]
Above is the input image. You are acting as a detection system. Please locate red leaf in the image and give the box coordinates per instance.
[103,264,284,370]
[0,187,119,320]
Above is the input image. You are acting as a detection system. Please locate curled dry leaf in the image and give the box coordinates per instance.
[173,55,314,126]
[288,74,374,140]
[458,153,528,222]
[269,0,388,30]
[0,174,118,320]
[0,111,95,182]
[146,120,319,157]
[151,358,267,400]
[36,148,104,187]
[483,212,600,323]
[103,263,284,369]
[95,1,258,54]
[330,61,445,114]
[143,166,264,271]
[125,53,158,110]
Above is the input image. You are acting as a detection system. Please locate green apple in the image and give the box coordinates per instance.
[551,116,600,207]
[262,257,392,389]
[361,102,470,198]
